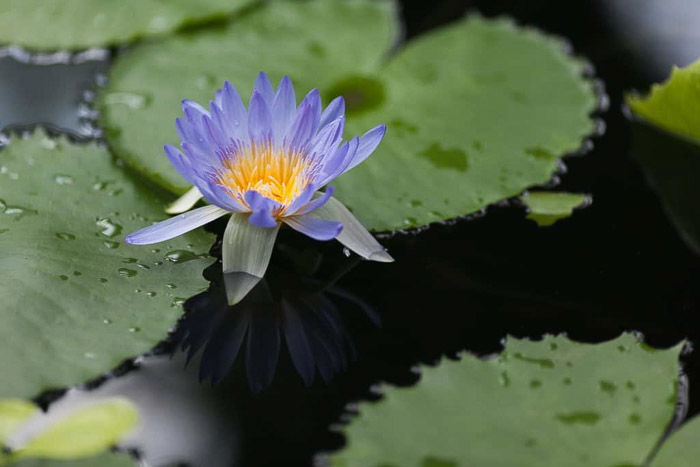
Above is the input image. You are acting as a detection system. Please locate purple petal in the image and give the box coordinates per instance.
[125,205,228,245]
[284,214,343,241]
[165,144,198,185]
[281,300,316,386]
[307,117,344,162]
[253,71,275,106]
[316,137,359,186]
[200,178,247,213]
[345,124,386,171]
[244,191,281,228]
[219,81,248,140]
[284,89,321,150]
[283,184,316,215]
[271,76,297,143]
[319,96,345,129]
[291,186,335,216]
[248,91,273,144]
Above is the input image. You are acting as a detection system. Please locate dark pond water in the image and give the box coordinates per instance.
[2,0,700,465]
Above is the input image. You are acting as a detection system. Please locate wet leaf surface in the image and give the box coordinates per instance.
[0,132,213,399]
[330,334,682,467]
[99,0,598,232]
[0,0,253,50]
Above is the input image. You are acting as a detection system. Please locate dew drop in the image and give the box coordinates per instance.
[118,268,137,278]
[103,240,120,249]
[83,352,96,359]
[58,275,69,281]
[128,327,141,333]
[96,218,122,237]
[122,258,138,263]
[136,263,151,270]
[99,278,108,283]
[151,248,160,253]
[103,319,112,325]
[171,297,186,307]
[599,380,617,395]
[73,271,82,276]
[164,250,200,263]
[342,248,351,257]
[166,283,177,289]
[146,291,157,297]
[54,174,74,185]
[55,232,76,241]
[103,92,152,109]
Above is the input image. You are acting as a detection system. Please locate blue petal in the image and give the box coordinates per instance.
[271,75,297,144]
[200,178,247,213]
[219,81,248,140]
[284,89,320,150]
[164,144,199,185]
[253,71,275,106]
[125,205,228,245]
[345,124,386,171]
[244,190,281,228]
[319,96,345,129]
[284,214,343,241]
[316,137,359,186]
[248,91,273,144]
[291,186,335,216]
[283,184,316,215]
[307,117,344,162]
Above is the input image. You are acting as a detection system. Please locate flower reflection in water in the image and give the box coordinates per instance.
[173,260,378,392]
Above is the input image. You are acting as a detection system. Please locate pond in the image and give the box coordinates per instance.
[1,0,700,466]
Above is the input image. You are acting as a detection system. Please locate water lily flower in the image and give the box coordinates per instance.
[125,72,393,302]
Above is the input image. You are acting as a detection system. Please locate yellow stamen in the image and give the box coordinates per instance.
[216,142,309,211]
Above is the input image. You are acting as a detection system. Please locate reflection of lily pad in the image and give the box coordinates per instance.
[0,133,213,399]
[0,0,253,50]
[631,118,700,255]
[99,0,598,232]
[627,59,700,143]
[521,191,591,227]
[330,334,681,467]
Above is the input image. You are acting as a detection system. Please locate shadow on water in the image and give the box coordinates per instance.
[3,0,700,465]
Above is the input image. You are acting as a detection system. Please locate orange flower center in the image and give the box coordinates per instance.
[216,142,310,208]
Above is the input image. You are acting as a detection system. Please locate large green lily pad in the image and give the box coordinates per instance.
[330,334,682,466]
[0,132,213,398]
[0,0,253,51]
[99,0,598,232]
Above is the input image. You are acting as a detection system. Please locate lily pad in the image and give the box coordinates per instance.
[0,132,213,399]
[0,0,253,51]
[521,191,591,226]
[99,0,598,232]
[652,414,700,466]
[329,334,681,466]
[0,401,37,442]
[12,452,134,467]
[627,59,700,143]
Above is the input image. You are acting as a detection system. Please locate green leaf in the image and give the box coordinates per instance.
[330,334,681,467]
[0,0,254,51]
[0,132,213,399]
[12,399,136,461]
[11,451,134,467]
[0,401,37,443]
[521,191,591,227]
[627,59,700,143]
[652,415,700,467]
[98,0,598,232]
